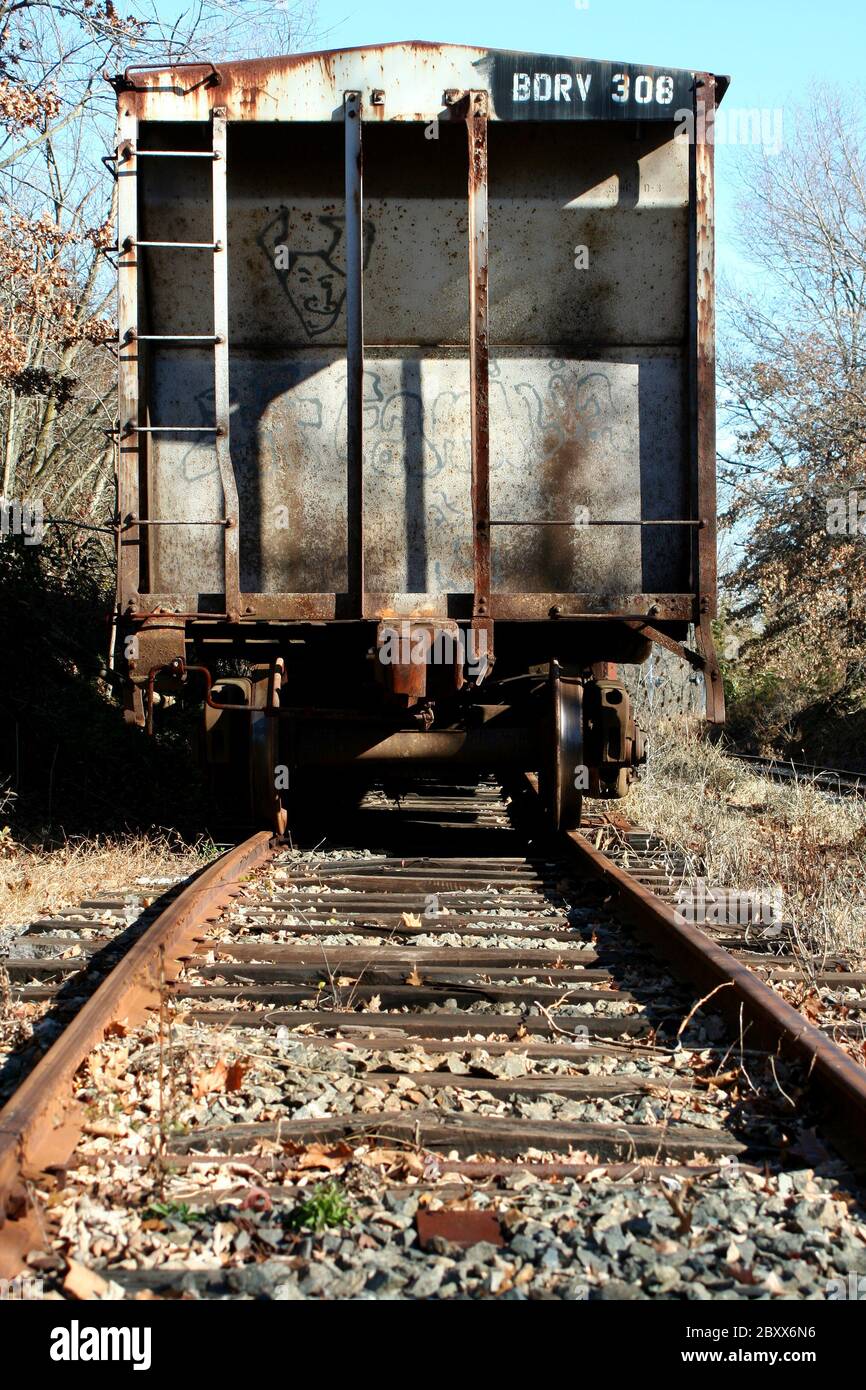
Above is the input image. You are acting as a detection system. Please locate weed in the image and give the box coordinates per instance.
[287,1182,354,1233]
[142,1199,198,1225]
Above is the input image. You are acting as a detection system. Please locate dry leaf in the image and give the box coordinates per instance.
[406,967,423,986]
[363,993,382,1013]
[192,1059,229,1098]
[401,912,422,928]
[294,1141,353,1173]
[225,1060,247,1092]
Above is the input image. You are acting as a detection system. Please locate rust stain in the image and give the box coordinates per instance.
[416,1208,504,1250]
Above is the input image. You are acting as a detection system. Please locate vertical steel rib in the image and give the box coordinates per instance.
[466,92,491,635]
[344,91,365,617]
[212,107,241,618]
[689,74,723,722]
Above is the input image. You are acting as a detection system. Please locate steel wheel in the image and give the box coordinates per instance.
[544,662,584,832]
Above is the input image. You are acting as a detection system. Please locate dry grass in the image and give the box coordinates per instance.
[628,718,866,965]
[0,820,217,930]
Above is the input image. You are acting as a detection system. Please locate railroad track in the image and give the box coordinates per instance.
[2,778,866,1300]
[729,753,866,797]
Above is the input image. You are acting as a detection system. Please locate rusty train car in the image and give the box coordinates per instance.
[112,41,728,832]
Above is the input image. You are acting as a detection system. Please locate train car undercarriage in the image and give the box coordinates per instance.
[122,616,664,833]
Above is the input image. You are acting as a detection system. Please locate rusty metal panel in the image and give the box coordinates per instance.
[122,43,721,624]
[138,121,687,350]
[143,349,686,604]
[143,349,681,604]
[118,44,724,125]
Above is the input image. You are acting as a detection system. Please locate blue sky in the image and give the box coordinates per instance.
[314,0,850,86]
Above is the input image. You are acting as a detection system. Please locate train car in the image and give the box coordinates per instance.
[111,41,728,832]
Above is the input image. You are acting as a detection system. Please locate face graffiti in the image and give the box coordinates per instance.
[259,212,375,340]
[281,251,344,337]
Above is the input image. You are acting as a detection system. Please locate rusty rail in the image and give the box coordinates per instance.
[522,774,866,1170]
[0,832,274,1271]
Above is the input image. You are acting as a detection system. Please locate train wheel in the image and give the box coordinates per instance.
[250,660,287,835]
[543,661,584,832]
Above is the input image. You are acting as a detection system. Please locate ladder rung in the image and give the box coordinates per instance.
[129,149,219,160]
[125,518,229,527]
[124,425,221,435]
[126,239,222,251]
[123,333,222,343]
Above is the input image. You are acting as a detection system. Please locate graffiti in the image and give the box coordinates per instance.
[171,359,613,500]
[258,211,375,339]
[513,367,614,462]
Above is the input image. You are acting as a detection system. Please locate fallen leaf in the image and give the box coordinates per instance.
[401,912,422,928]
[295,1142,353,1173]
[225,1060,247,1092]
[192,1059,229,1098]
[363,994,382,1013]
[406,967,423,986]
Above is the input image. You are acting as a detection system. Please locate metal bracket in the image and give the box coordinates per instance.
[695,612,725,724]
[105,61,221,94]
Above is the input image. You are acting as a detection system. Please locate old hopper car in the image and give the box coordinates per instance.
[111,41,728,832]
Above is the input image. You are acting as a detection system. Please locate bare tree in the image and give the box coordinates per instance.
[0,0,318,544]
[719,87,866,719]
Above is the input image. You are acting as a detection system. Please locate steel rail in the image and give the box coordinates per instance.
[522,775,866,1170]
[0,831,274,1272]
[729,752,866,796]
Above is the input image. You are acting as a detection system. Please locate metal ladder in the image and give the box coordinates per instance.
[116,104,240,617]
